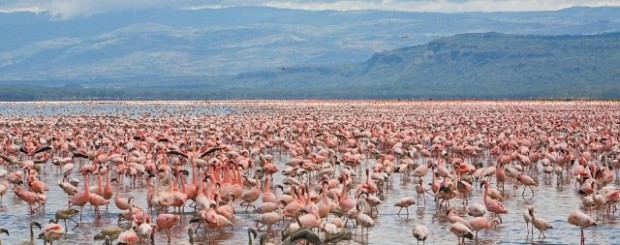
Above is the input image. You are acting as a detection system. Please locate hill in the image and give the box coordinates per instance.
[1,32,619,100]
[0,6,619,82]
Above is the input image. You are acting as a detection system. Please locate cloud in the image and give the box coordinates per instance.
[1,0,619,19]
[257,0,620,12]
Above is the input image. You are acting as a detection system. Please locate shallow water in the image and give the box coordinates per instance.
[2,159,618,245]
[0,101,618,245]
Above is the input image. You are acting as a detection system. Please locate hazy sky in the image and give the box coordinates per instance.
[1,0,618,19]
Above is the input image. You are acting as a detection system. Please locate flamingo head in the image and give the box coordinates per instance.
[491,219,501,226]
[278,200,287,209]
[479,179,487,189]
[31,221,41,230]
[446,206,456,215]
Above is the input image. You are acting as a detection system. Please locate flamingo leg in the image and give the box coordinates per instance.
[526,222,529,235]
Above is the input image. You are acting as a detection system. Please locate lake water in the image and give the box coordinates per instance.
[0,101,618,245]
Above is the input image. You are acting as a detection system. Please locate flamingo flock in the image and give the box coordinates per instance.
[0,100,617,245]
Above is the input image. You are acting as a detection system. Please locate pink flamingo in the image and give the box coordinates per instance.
[154,213,180,242]
[468,217,499,239]
[38,219,65,245]
[70,170,90,222]
[567,210,597,245]
[516,173,538,197]
[395,196,415,215]
[86,170,109,219]
[480,179,508,223]
[239,174,260,212]
[14,186,45,214]
[449,222,473,245]
[261,175,277,203]
[338,175,354,213]
[113,178,133,211]
[298,205,321,229]
[117,228,139,244]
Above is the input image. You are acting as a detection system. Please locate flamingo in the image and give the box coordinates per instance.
[254,209,282,235]
[412,224,429,245]
[480,179,508,223]
[38,219,65,245]
[70,170,90,222]
[412,160,431,182]
[356,206,374,236]
[394,196,415,215]
[14,186,45,214]
[529,208,553,239]
[516,173,538,197]
[239,175,261,212]
[447,207,473,229]
[298,206,321,230]
[467,202,486,217]
[468,217,499,239]
[338,175,354,213]
[0,180,10,204]
[112,178,133,211]
[136,219,153,243]
[523,207,534,235]
[58,179,78,206]
[449,222,474,245]
[93,225,123,241]
[86,170,109,219]
[16,221,41,245]
[54,208,79,230]
[116,228,139,245]
[0,228,7,245]
[154,213,180,242]
[261,175,278,204]
[567,210,597,245]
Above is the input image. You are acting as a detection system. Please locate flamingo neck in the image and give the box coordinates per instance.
[84,174,90,195]
[263,176,271,193]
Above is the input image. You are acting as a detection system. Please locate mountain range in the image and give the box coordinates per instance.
[0,6,619,99]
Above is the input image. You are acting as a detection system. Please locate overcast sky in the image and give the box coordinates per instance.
[1,0,618,19]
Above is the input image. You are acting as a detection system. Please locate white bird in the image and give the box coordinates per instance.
[449,222,474,245]
[467,202,486,217]
[136,221,153,243]
[530,208,553,239]
[447,207,472,229]
[523,207,533,235]
[356,211,374,235]
[412,224,429,245]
